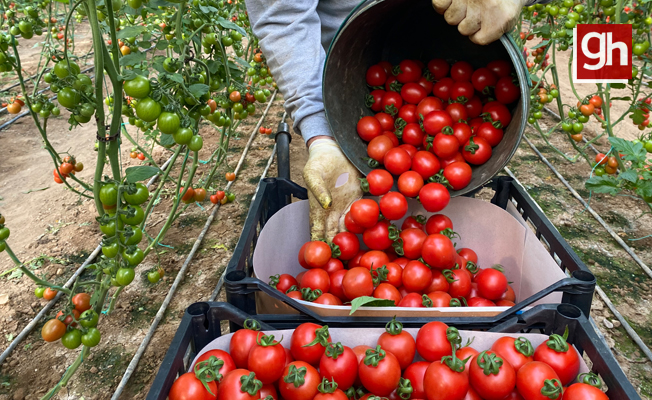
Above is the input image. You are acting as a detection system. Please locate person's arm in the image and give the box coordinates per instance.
[245,0,332,144]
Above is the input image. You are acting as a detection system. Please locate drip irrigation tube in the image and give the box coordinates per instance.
[0,155,174,366]
[110,90,279,400]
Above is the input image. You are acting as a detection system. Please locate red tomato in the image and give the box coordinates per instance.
[304,241,332,268]
[500,285,516,302]
[516,362,563,400]
[428,59,450,79]
[368,89,386,112]
[483,101,512,127]
[411,151,441,180]
[425,214,453,235]
[457,346,480,373]
[380,192,408,220]
[463,137,492,165]
[314,293,343,305]
[475,268,508,300]
[366,64,387,86]
[469,351,516,400]
[491,336,534,372]
[401,215,425,231]
[358,345,402,395]
[398,143,418,158]
[425,270,450,293]
[377,320,416,370]
[458,248,478,263]
[502,390,525,400]
[433,77,454,101]
[398,171,424,198]
[229,324,264,369]
[329,270,348,302]
[216,369,261,400]
[169,371,218,400]
[417,76,434,93]
[194,349,236,377]
[562,383,609,400]
[382,91,404,112]
[398,104,418,123]
[465,96,483,118]
[433,132,460,159]
[291,323,332,365]
[279,361,320,400]
[319,343,359,390]
[375,112,395,131]
[450,81,475,102]
[476,122,504,147]
[384,148,412,175]
[359,250,390,271]
[423,111,453,136]
[367,135,395,163]
[469,117,484,133]
[332,232,360,261]
[248,335,287,383]
[300,268,330,293]
[402,260,432,292]
[451,61,473,82]
[416,321,451,361]
[467,297,496,307]
[423,356,469,400]
[398,292,425,307]
[287,289,303,300]
[350,199,380,228]
[421,233,455,269]
[378,61,393,75]
[495,76,520,105]
[448,268,472,299]
[471,67,497,92]
[402,123,425,147]
[270,274,298,293]
[417,96,444,117]
[487,60,513,78]
[401,82,428,104]
[357,116,382,141]
[322,258,344,275]
[403,361,429,398]
[385,75,398,91]
[382,262,404,287]
[342,267,374,299]
[418,183,450,212]
[363,220,393,250]
[373,282,402,304]
[396,60,422,83]
[441,152,466,169]
[399,228,427,259]
[383,131,400,146]
[533,334,580,386]
[426,290,452,307]
[446,102,468,122]
[345,212,366,234]
[259,384,278,400]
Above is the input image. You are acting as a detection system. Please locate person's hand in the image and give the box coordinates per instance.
[432,0,527,45]
[304,137,363,241]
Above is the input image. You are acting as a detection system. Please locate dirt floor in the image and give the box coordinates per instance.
[0,28,650,400]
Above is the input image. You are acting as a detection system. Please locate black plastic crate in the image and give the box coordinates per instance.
[223,175,596,325]
[146,302,640,400]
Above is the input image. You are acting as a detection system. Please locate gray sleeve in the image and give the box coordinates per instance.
[245,0,332,143]
[524,0,553,5]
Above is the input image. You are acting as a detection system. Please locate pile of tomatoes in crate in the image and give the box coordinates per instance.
[358,58,519,192]
[168,319,609,400]
[270,194,514,308]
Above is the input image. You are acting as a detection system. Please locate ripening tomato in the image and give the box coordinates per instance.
[491,336,534,372]
[342,267,374,300]
[350,199,380,228]
[398,171,424,198]
[72,293,92,312]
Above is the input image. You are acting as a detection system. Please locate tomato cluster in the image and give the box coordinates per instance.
[41,292,101,349]
[259,126,273,135]
[169,319,607,400]
[53,155,83,184]
[130,149,147,161]
[272,199,516,309]
[359,58,519,193]
[2,95,24,114]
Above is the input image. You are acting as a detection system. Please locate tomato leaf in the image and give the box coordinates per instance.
[585,175,620,195]
[155,40,169,50]
[188,83,209,98]
[608,137,646,164]
[618,170,638,183]
[610,83,626,89]
[206,60,221,74]
[159,133,176,147]
[215,17,246,36]
[631,108,646,125]
[610,96,631,101]
[199,5,218,13]
[167,73,184,84]
[349,296,396,314]
[119,52,147,67]
[636,180,652,198]
[125,166,160,183]
[117,26,145,39]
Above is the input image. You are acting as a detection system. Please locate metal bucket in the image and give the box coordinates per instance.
[323,0,530,196]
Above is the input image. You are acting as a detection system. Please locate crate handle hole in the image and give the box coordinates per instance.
[571,270,595,283]
[263,178,276,184]
[227,270,247,282]
[187,302,210,317]
[557,304,582,319]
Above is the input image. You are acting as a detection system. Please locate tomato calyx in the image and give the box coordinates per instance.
[239,371,264,395]
[364,157,380,168]
[300,287,323,301]
[465,261,479,274]
[578,372,603,388]
[475,351,505,376]
[442,269,457,283]
[192,355,225,396]
[363,345,386,367]
[384,316,404,336]
[359,178,371,193]
[540,378,564,399]
[464,137,480,154]
[514,336,534,357]
[396,377,413,400]
[392,237,405,256]
[422,294,433,308]
[243,318,262,331]
[374,265,390,283]
[283,364,308,388]
[440,228,460,241]
[365,94,377,109]
[449,298,462,307]
[385,104,398,116]
[269,274,280,288]
[344,386,367,400]
[545,326,570,353]
[286,285,300,294]
[302,325,331,348]
[324,342,344,359]
[440,349,466,373]
[317,377,339,394]
[447,327,463,348]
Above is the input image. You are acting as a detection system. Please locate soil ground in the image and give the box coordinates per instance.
[0,27,649,400]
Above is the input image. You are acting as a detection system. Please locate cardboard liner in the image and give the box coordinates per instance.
[252,197,567,317]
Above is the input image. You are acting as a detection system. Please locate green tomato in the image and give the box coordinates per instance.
[53,60,80,79]
[120,205,145,226]
[136,97,162,122]
[221,36,233,46]
[100,219,117,236]
[79,310,99,328]
[232,102,244,113]
[644,140,652,152]
[561,121,573,132]
[568,110,576,118]
[163,57,179,72]
[633,43,646,56]
[594,166,606,176]
[100,183,118,206]
[0,227,10,241]
[157,112,181,135]
[173,127,193,145]
[122,247,144,266]
[226,192,236,203]
[79,103,96,118]
[572,122,584,133]
[188,135,203,152]
[119,227,143,245]
[246,103,256,114]
[81,328,101,347]
[73,74,93,93]
[263,89,271,97]
[61,329,83,349]
[577,114,589,123]
[57,87,81,109]
[35,287,45,298]
[0,241,4,253]
[116,268,135,286]
[147,270,161,283]
[123,183,149,205]
[74,113,92,124]
[51,107,60,116]
[199,104,211,116]
[123,75,151,99]
[254,90,266,103]
[39,109,51,119]
[102,241,119,258]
